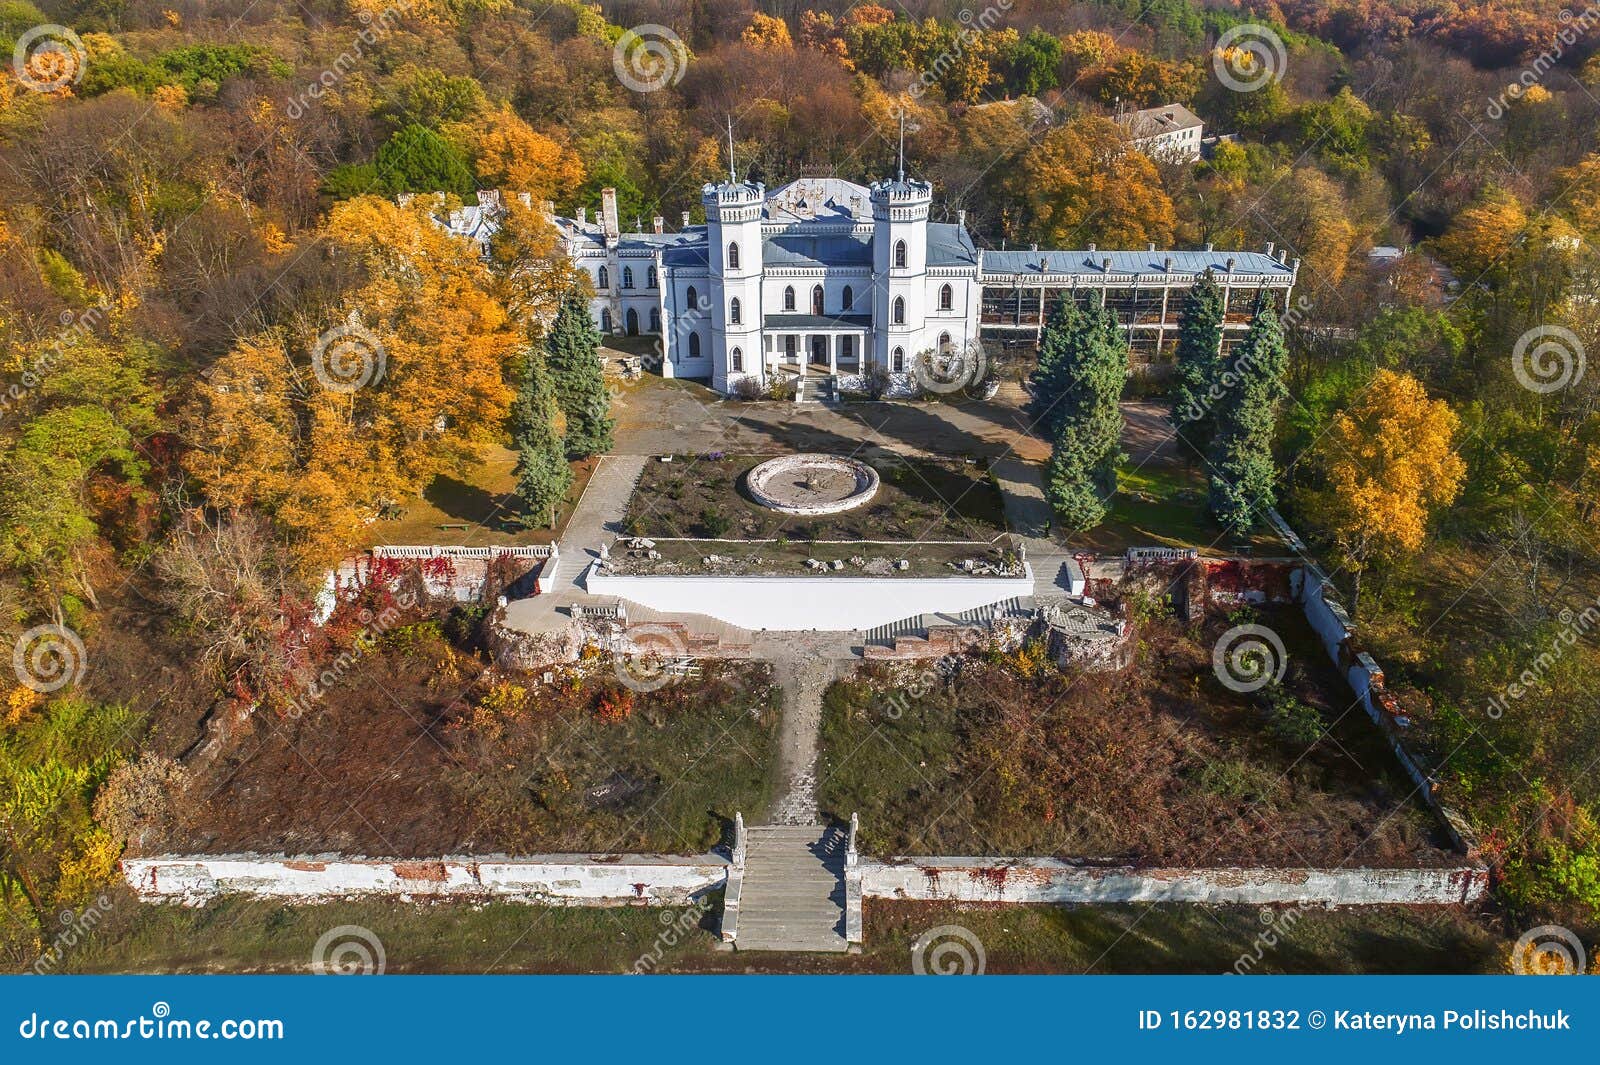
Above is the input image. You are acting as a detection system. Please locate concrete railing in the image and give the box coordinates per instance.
[844,813,863,947]
[721,813,746,944]
[373,544,557,560]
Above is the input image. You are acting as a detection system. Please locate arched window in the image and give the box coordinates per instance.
[939,331,952,351]
[892,296,905,324]
[784,285,796,311]
[625,307,639,335]
[600,308,613,332]
[894,240,907,269]
[686,285,698,310]
[622,266,634,289]
[727,242,740,270]
[892,346,905,373]
[597,265,609,289]
[731,346,743,372]
[812,285,825,316]
[689,332,701,358]
[649,307,661,332]
[939,283,953,311]
[646,266,657,288]
[842,285,854,310]
[729,297,741,325]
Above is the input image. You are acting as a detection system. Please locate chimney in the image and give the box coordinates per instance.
[1264,241,1275,256]
[1029,243,1038,252]
[957,209,966,227]
[1278,247,1289,263]
[1164,257,1173,272]
[1102,257,1112,272]
[1087,242,1097,254]
[1226,256,1236,273]
[539,199,554,223]
[1204,242,1214,252]
[600,187,620,241]
[652,216,664,234]
[681,211,691,229]
[578,207,587,226]
[1147,241,1156,251]
[518,192,533,208]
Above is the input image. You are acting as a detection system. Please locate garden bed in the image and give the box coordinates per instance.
[603,537,1023,579]
[818,605,1457,867]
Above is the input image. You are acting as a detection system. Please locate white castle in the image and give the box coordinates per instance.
[438,163,1298,396]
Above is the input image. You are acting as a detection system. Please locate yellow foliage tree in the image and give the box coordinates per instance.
[1021,116,1176,247]
[1435,188,1528,281]
[451,105,585,202]
[182,197,521,575]
[743,12,794,51]
[1301,369,1465,615]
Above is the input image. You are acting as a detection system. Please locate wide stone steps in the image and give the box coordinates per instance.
[734,825,849,953]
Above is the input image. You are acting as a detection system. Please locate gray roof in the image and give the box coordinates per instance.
[764,313,873,330]
[928,223,978,267]
[980,249,1291,278]
[1119,102,1204,137]
[764,178,874,224]
[765,232,872,268]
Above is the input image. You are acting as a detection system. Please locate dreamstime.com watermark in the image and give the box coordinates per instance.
[311,924,386,974]
[1511,324,1586,394]
[12,623,88,694]
[1213,24,1287,94]
[283,596,415,720]
[1484,596,1600,718]
[12,24,87,93]
[311,316,387,393]
[911,924,986,974]
[17,1003,284,1040]
[1486,7,1600,118]
[908,2,1014,100]
[632,897,713,973]
[285,2,413,119]
[614,622,690,693]
[1175,294,1312,427]
[1510,924,1589,975]
[879,665,940,719]
[29,895,114,975]
[1212,623,1288,694]
[2,304,111,422]
[612,25,688,93]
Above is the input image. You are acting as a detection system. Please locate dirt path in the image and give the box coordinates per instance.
[761,644,850,826]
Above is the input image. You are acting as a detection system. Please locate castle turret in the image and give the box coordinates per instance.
[870,176,932,372]
[702,178,765,391]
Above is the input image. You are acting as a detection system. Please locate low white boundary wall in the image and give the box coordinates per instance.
[861,859,1489,905]
[584,566,1034,630]
[123,855,728,906]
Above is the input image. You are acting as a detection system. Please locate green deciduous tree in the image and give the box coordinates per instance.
[544,292,613,458]
[1207,297,1289,535]
[1169,269,1224,460]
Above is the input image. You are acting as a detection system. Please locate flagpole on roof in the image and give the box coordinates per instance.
[897,107,906,182]
[726,116,736,184]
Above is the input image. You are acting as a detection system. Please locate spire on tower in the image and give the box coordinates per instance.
[726,116,736,184]
[897,107,906,182]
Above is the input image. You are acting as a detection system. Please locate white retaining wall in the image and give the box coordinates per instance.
[861,859,1489,905]
[584,566,1034,630]
[123,855,728,906]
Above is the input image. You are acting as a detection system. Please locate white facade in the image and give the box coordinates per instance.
[552,176,984,393]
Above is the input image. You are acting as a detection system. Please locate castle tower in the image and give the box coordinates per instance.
[870,175,932,372]
[701,177,765,391]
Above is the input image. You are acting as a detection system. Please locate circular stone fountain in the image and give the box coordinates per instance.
[745,454,880,516]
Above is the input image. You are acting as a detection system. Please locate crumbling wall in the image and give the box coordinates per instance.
[123,854,729,906]
[861,859,1488,905]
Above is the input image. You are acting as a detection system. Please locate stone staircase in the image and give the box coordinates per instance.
[731,825,850,953]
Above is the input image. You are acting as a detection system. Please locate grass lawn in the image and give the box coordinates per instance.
[358,447,597,549]
[1070,463,1284,555]
[54,893,1507,974]
[818,606,1454,865]
[622,452,1008,543]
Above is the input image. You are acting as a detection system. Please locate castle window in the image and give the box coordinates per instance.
[939,331,951,351]
[647,266,657,288]
[892,296,905,324]
[686,285,698,310]
[597,265,609,289]
[622,266,634,289]
[939,283,953,310]
[649,307,661,332]
[784,286,796,311]
[812,285,825,316]
[730,297,741,325]
[892,346,905,373]
[727,242,740,270]
[689,332,701,358]
[842,285,854,310]
[600,308,613,332]
[894,240,907,269]
[731,347,743,372]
